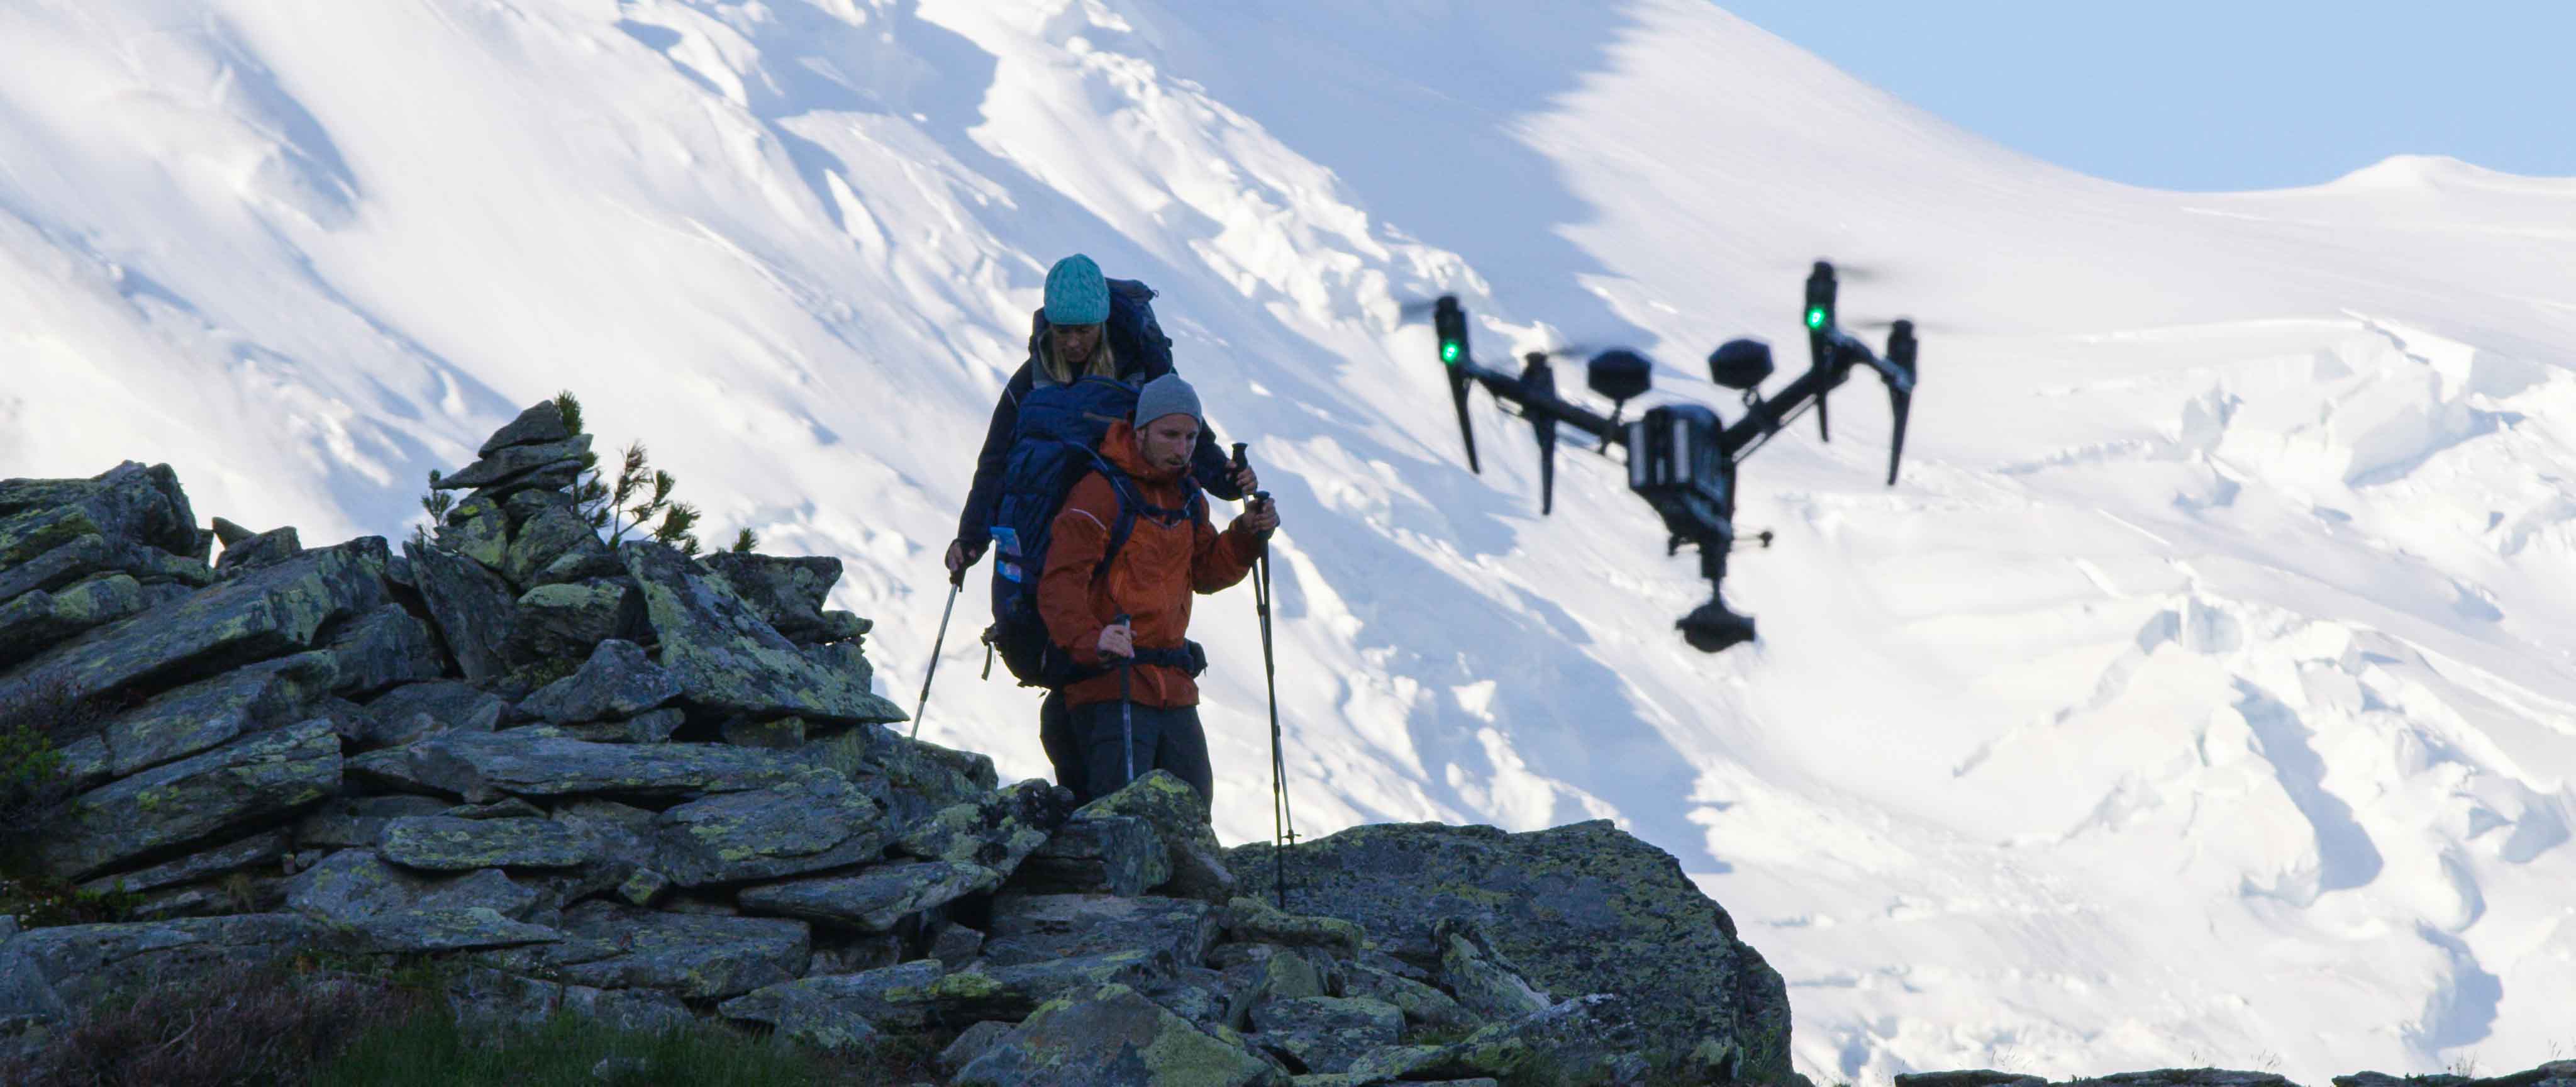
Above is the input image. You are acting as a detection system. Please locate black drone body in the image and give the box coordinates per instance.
[1426,261,1919,652]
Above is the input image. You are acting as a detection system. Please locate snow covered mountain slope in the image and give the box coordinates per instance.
[4,0,2572,1079]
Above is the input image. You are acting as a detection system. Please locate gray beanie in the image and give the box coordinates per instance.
[1133,374,1202,428]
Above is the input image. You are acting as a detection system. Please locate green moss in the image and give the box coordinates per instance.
[508,655,585,691]
[930,971,1003,1001]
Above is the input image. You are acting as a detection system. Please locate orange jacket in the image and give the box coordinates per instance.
[1037,420,1262,709]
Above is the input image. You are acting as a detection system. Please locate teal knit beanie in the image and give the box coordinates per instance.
[1043,254,1111,325]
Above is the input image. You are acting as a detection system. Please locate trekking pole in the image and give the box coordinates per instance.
[909,566,963,740]
[1233,443,1295,909]
[1113,612,1136,789]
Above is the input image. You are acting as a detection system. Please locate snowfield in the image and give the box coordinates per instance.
[4,0,2571,1080]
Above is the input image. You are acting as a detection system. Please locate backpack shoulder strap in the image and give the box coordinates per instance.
[1089,455,1145,581]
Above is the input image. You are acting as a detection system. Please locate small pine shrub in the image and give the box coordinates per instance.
[557,391,709,557]
[0,679,116,837]
[408,469,454,554]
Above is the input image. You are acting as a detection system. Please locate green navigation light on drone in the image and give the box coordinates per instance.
[1433,295,1470,367]
[1805,306,1828,330]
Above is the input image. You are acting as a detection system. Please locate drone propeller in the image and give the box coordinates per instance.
[1850,315,1975,336]
[1772,256,1894,284]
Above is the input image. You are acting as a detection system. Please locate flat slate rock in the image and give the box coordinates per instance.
[97,652,336,778]
[985,893,1218,970]
[719,959,945,1047]
[623,542,903,725]
[435,435,591,492]
[923,951,1175,1027]
[0,544,384,706]
[1,913,321,1015]
[380,816,598,871]
[0,573,150,666]
[294,794,454,849]
[76,830,291,897]
[517,638,678,724]
[738,861,1001,931]
[282,850,560,953]
[477,401,573,458]
[544,901,811,1000]
[39,719,342,883]
[0,532,211,605]
[363,730,813,803]
[1246,995,1402,1075]
[354,680,506,749]
[653,769,890,886]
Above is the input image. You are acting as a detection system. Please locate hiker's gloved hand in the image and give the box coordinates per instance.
[945,539,985,577]
[1230,464,1259,495]
[1234,499,1279,538]
[1096,622,1135,659]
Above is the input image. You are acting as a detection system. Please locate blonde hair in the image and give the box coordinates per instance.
[1041,330,1119,384]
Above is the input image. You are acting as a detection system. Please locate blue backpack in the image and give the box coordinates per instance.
[984,376,1208,688]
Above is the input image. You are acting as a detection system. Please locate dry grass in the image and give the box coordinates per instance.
[0,961,422,1087]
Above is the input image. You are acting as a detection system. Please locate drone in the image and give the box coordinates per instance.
[1423,260,1919,652]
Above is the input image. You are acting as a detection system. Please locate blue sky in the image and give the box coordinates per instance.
[1714,2,2576,192]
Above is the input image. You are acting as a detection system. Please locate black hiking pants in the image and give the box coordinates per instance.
[1070,698,1212,813]
[1038,689,1084,802]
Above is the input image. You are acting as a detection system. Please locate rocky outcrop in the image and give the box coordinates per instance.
[1,416,1821,1085]
[1230,818,1800,1083]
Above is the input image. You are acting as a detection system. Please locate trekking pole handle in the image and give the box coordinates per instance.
[1231,442,1279,538]
[1230,443,1262,506]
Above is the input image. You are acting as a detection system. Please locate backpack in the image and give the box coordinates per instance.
[983,376,1209,688]
[1028,279,1176,380]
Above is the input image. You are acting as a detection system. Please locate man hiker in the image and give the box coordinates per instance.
[947,254,1255,800]
[1035,373,1277,810]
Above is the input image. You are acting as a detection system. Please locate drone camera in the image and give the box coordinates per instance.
[1678,597,1758,653]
